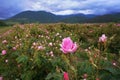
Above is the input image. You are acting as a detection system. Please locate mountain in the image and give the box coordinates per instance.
[6,11,95,24]
[5,11,120,24]
[7,11,64,23]
[60,14,97,23]
[60,14,87,23]
[87,12,120,23]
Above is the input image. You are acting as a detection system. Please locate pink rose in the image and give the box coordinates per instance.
[112,61,117,66]
[63,72,69,80]
[5,59,8,63]
[37,46,44,50]
[116,24,120,26]
[2,40,7,44]
[96,78,100,80]
[0,76,3,80]
[99,34,107,43]
[49,51,54,57]
[83,73,88,79]
[60,37,78,54]
[2,50,7,55]
[13,47,17,50]
[48,42,53,46]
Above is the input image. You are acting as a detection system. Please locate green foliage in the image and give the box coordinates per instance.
[0,23,120,80]
[0,20,7,26]
[46,72,63,80]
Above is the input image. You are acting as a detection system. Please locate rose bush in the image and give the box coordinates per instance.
[0,23,120,80]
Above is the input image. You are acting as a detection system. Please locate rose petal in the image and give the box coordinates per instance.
[71,43,78,53]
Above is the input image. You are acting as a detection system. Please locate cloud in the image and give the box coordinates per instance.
[0,0,25,19]
[52,9,94,15]
[0,0,120,19]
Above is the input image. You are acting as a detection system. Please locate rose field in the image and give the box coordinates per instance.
[0,23,120,80]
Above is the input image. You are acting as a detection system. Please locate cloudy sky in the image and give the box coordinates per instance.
[0,0,120,19]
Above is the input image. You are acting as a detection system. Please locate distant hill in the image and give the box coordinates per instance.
[0,20,7,26]
[60,14,87,23]
[5,11,120,23]
[6,11,96,24]
[87,12,120,23]
[60,14,96,23]
[6,11,64,23]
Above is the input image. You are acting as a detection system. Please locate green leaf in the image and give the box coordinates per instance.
[21,71,34,80]
[104,67,120,75]
[99,67,120,80]
[16,55,28,63]
[45,72,63,80]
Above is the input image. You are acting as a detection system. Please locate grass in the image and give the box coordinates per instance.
[0,26,12,35]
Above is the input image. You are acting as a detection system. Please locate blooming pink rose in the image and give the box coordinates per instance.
[13,47,17,50]
[63,72,69,80]
[48,42,53,46]
[96,78,100,80]
[112,61,117,66]
[83,73,88,79]
[49,51,54,57]
[5,59,8,63]
[2,50,7,55]
[0,76,3,80]
[32,42,36,46]
[37,46,44,50]
[99,34,107,43]
[116,24,120,26]
[60,37,77,54]
[2,40,7,44]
